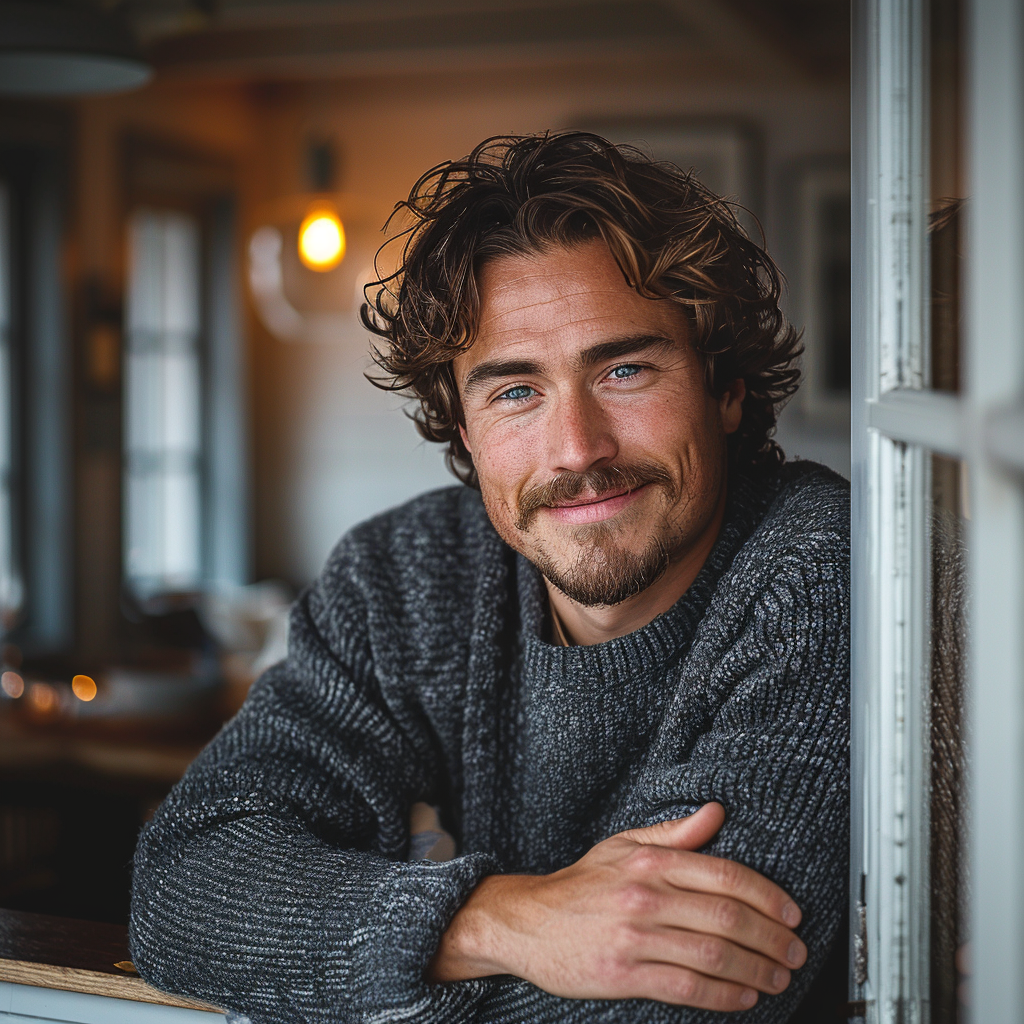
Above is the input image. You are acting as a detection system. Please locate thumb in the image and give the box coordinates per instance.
[622,802,726,851]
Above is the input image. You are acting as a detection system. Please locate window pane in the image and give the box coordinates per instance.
[928,452,968,1023]
[162,350,201,452]
[162,470,201,586]
[929,0,966,392]
[0,183,21,618]
[124,209,203,597]
[162,214,201,335]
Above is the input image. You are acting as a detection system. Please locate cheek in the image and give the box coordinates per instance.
[607,386,716,461]
[466,415,544,502]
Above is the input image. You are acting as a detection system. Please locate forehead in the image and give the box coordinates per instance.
[469,240,685,358]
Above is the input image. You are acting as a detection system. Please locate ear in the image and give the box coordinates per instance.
[719,378,746,435]
[458,422,473,455]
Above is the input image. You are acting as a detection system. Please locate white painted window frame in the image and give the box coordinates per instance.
[851,0,1024,1021]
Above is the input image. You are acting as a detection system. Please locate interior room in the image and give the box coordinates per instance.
[59,4,1024,1024]
[11,0,1023,1018]
[0,0,851,932]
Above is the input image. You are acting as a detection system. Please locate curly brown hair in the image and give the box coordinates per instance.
[362,132,802,486]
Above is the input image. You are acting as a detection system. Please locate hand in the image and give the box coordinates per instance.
[429,803,806,1012]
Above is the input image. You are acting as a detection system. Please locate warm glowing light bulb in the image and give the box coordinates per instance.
[72,674,97,702]
[298,209,346,271]
[1,670,23,698]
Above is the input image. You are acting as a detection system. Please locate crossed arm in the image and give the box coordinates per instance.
[428,803,807,1014]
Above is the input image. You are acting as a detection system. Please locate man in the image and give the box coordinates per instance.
[130,132,849,1024]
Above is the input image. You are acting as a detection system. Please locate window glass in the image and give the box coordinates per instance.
[124,209,203,597]
[929,0,965,392]
[928,452,969,1023]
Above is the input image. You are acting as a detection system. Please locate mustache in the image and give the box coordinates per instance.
[514,459,675,531]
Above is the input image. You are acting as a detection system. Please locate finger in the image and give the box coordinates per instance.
[639,926,792,995]
[625,962,759,1011]
[621,803,726,852]
[661,849,802,928]
[656,890,806,969]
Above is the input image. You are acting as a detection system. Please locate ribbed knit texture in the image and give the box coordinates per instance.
[130,460,850,1024]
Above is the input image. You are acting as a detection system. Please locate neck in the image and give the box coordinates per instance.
[545,480,728,647]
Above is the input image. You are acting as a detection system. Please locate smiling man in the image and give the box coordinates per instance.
[131,134,849,1024]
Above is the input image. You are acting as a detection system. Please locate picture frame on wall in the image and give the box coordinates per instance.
[791,162,851,426]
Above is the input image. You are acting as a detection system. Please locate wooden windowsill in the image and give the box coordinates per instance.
[0,907,221,1013]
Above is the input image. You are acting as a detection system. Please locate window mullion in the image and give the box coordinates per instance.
[853,0,933,1020]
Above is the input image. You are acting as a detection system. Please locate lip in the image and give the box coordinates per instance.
[542,483,651,525]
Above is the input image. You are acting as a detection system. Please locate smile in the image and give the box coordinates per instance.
[542,483,651,525]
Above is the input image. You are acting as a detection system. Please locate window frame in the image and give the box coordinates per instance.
[851,0,1024,1019]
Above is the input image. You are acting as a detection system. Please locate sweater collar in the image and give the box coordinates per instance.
[513,468,781,679]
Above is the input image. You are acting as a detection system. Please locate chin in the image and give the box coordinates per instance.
[530,529,673,608]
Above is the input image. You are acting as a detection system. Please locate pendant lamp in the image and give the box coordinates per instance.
[0,0,151,96]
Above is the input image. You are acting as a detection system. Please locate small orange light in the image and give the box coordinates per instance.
[72,674,97,702]
[298,208,345,271]
[28,682,57,713]
[1,670,23,698]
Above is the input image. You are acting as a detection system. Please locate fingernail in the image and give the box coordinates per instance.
[788,940,806,967]
[772,968,789,990]
[782,902,800,927]
[739,989,757,1008]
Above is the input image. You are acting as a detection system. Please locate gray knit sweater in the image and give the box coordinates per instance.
[130,461,850,1024]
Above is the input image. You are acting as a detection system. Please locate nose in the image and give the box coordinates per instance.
[547,388,618,475]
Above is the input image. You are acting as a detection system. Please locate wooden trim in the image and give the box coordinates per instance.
[0,958,222,1013]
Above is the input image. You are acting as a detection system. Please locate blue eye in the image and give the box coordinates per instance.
[610,364,642,379]
[498,384,536,402]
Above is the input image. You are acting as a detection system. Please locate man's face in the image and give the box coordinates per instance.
[454,239,743,607]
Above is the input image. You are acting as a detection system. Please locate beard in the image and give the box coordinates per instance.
[532,524,672,606]
[511,460,682,608]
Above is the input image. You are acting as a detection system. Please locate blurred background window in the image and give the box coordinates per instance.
[0,182,22,622]
[123,209,203,598]
[124,209,203,598]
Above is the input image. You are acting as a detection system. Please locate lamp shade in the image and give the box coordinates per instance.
[0,1,151,96]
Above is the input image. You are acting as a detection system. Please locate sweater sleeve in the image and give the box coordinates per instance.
[129,536,499,1024]
[637,531,850,1022]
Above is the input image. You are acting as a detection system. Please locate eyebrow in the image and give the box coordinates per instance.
[576,334,679,368]
[460,333,679,397]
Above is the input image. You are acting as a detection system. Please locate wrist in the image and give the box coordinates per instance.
[428,874,539,983]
